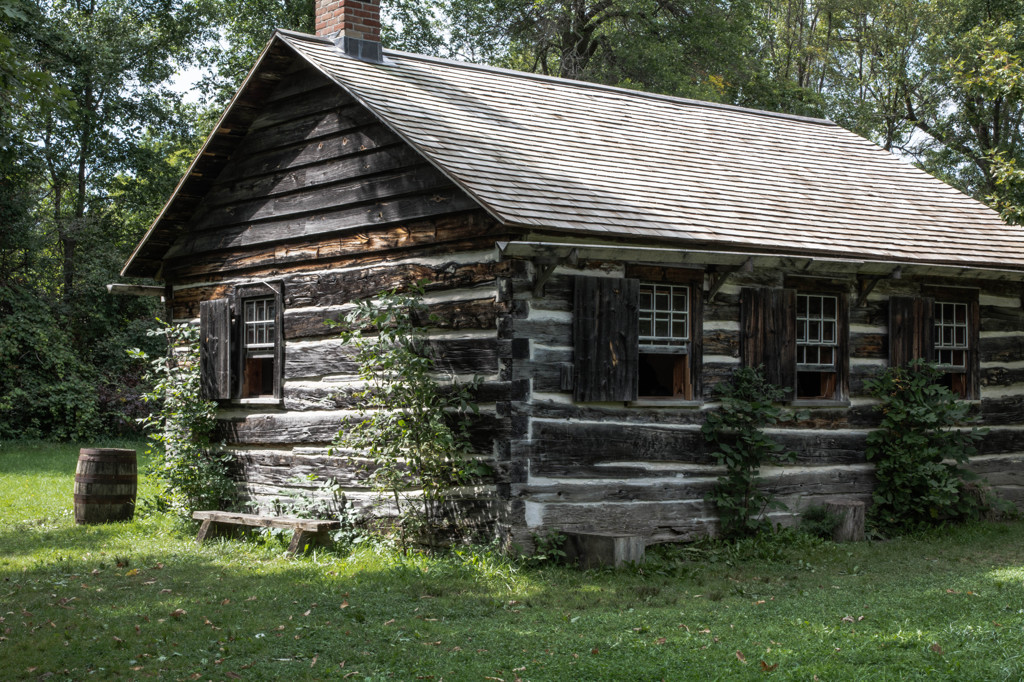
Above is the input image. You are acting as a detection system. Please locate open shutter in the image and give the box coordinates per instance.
[740,287,796,391]
[888,296,934,367]
[200,298,232,400]
[967,297,980,399]
[573,276,639,402]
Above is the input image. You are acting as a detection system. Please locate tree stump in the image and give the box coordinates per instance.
[825,499,865,542]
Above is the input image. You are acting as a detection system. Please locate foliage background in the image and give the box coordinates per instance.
[3,0,1024,439]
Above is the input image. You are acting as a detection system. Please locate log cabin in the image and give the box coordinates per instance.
[122,0,1024,547]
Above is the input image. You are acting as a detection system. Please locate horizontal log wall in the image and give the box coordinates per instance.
[164,58,514,523]
[504,257,1024,547]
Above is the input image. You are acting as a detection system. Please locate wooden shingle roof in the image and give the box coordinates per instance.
[124,30,1024,277]
[278,32,1024,269]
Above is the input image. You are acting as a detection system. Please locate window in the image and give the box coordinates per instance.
[741,284,848,403]
[199,283,283,401]
[638,283,692,399]
[796,294,838,399]
[572,269,702,402]
[242,297,278,398]
[888,291,978,400]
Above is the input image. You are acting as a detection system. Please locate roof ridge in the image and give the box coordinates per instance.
[380,47,837,127]
[272,27,836,127]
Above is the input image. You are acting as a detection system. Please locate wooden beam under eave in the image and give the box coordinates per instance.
[106,283,165,298]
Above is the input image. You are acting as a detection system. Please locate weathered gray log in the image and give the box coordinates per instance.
[170,190,480,258]
[170,213,505,283]
[824,498,865,542]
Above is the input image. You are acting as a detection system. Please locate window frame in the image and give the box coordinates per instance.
[234,283,284,401]
[630,265,703,403]
[923,286,980,400]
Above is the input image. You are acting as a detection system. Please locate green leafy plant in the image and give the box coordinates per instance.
[331,284,481,548]
[527,529,567,566]
[129,321,236,520]
[865,360,995,533]
[702,366,802,540]
[799,504,842,540]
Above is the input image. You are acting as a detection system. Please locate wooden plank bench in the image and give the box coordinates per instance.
[193,511,341,556]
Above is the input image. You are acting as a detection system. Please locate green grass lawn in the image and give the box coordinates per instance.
[2,442,1024,681]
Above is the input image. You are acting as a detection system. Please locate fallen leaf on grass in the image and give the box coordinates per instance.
[841,616,855,623]
[221,599,230,606]
[246,596,257,601]
[736,651,746,663]
[384,619,395,626]
[303,610,311,617]
[170,609,186,619]
[343,672,360,679]
[655,638,666,645]
[160,589,172,595]
[591,648,599,655]
[339,601,349,609]
[930,643,943,654]
[760,661,779,672]
[125,569,139,577]
[311,656,318,668]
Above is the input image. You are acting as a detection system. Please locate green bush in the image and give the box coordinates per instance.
[702,366,802,540]
[130,321,236,519]
[865,360,994,533]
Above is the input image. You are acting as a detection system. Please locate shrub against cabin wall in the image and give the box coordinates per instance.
[865,360,995,532]
[131,322,236,518]
[702,366,802,539]
[331,286,482,544]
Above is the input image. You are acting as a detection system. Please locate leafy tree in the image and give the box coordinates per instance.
[197,0,314,106]
[0,1,211,439]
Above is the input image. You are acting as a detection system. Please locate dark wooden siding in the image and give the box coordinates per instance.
[501,256,1024,547]
[165,58,512,519]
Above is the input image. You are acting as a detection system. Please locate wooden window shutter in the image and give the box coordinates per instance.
[200,298,233,400]
[967,297,980,399]
[740,287,796,391]
[573,276,639,402]
[888,296,935,367]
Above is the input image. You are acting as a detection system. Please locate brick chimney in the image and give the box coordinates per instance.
[316,0,383,63]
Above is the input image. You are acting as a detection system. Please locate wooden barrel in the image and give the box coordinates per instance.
[74,448,137,524]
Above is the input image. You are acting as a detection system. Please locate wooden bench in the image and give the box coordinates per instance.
[193,511,341,556]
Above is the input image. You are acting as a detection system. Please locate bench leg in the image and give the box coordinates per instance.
[286,528,335,556]
[196,520,236,544]
[287,530,313,556]
[196,519,215,545]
